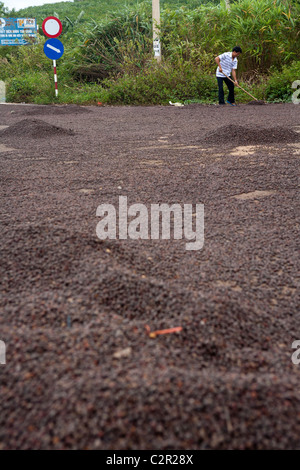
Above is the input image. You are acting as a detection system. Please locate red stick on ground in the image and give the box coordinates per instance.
[145,325,183,338]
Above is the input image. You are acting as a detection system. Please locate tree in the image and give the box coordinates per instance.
[0,2,7,15]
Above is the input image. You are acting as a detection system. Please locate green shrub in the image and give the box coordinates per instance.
[6,72,53,103]
[58,83,109,104]
[102,61,217,105]
[0,40,50,79]
[264,61,300,102]
[0,37,73,102]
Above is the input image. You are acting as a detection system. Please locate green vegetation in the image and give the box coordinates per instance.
[0,0,299,105]
[8,0,215,29]
[265,61,300,101]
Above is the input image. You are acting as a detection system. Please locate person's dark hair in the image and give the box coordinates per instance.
[232,46,242,53]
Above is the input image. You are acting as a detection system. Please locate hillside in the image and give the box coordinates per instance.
[8,0,208,26]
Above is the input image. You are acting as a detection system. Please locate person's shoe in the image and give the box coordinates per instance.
[226,100,236,106]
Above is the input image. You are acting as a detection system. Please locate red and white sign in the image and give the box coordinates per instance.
[42,16,62,38]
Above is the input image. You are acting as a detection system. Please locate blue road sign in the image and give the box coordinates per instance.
[0,17,38,46]
[44,38,64,60]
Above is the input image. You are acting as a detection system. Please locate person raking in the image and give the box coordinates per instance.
[215,46,242,106]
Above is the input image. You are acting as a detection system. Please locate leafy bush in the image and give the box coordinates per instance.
[0,40,50,79]
[6,72,53,103]
[102,61,217,105]
[0,37,73,102]
[264,61,300,102]
[57,83,109,105]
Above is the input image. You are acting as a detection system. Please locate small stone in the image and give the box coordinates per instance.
[113,347,132,359]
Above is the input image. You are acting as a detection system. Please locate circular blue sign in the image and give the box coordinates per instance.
[44,38,64,60]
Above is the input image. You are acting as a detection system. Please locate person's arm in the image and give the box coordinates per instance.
[231,68,238,85]
[215,56,223,74]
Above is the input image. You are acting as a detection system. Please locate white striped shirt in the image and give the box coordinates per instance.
[216,52,238,78]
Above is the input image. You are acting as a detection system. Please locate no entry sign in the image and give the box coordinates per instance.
[42,16,62,38]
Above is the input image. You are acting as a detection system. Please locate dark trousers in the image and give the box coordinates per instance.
[217,76,235,104]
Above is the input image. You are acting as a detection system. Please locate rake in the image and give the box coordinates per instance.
[223,73,265,105]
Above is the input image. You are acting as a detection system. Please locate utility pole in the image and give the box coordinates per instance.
[152,0,161,62]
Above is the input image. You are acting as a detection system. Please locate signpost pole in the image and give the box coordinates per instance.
[53,59,58,97]
[42,17,63,98]
[152,0,161,62]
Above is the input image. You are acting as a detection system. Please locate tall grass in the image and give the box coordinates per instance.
[161,0,300,77]
[66,4,153,81]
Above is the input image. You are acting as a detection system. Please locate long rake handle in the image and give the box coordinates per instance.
[223,73,258,101]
